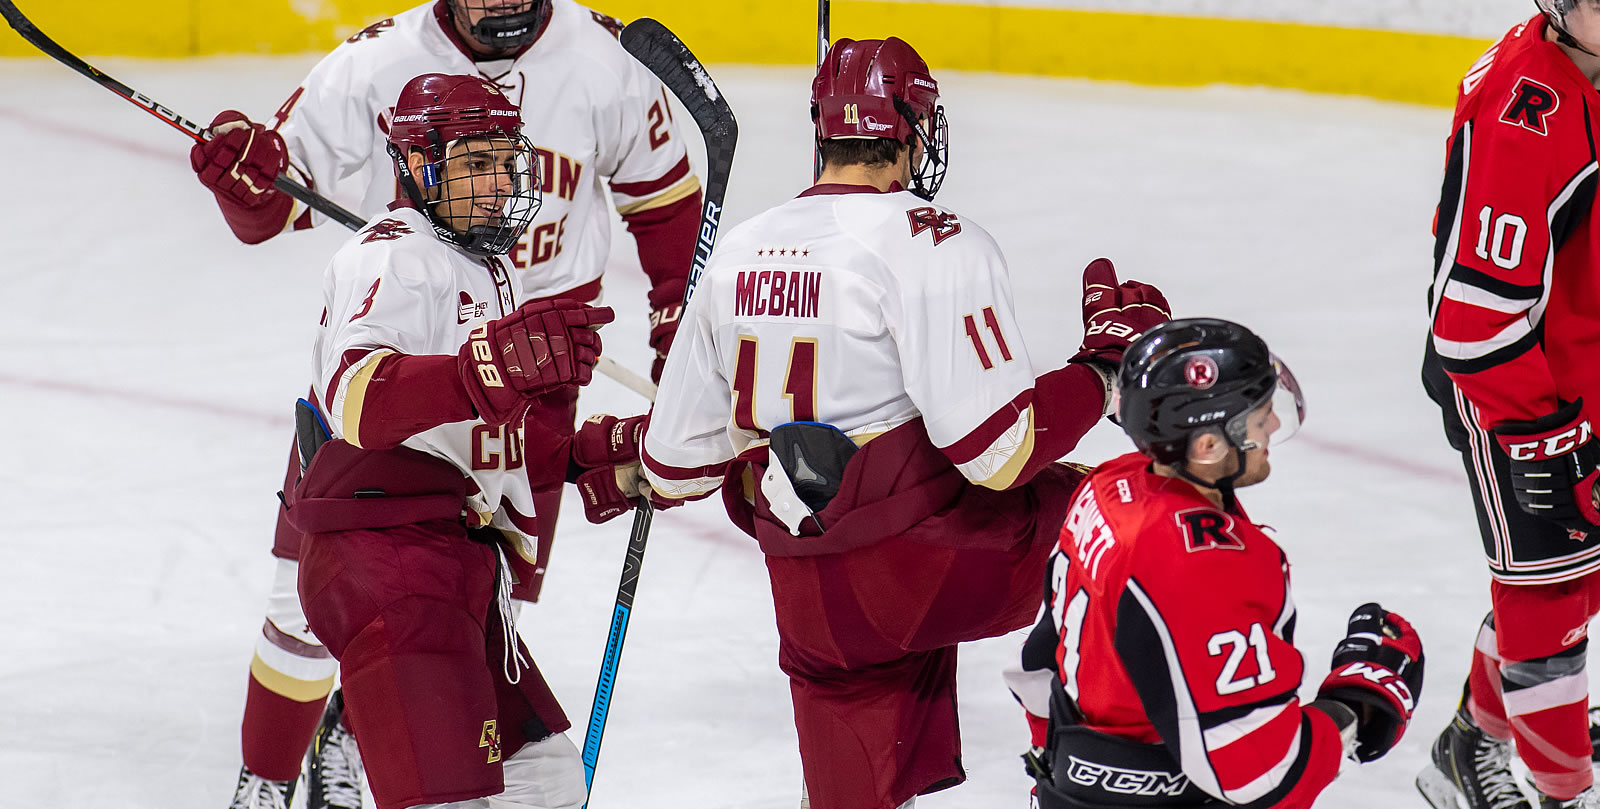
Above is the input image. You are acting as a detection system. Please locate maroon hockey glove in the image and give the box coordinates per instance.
[191,111,294,243]
[1317,603,1424,763]
[1070,258,1171,369]
[459,299,614,426]
[571,414,650,523]
[648,302,683,384]
[1493,399,1600,532]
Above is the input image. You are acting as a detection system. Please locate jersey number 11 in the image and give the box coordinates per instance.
[732,335,819,432]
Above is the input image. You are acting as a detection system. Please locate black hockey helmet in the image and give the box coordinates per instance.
[448,0,551,53]
[1116,317,1304,466]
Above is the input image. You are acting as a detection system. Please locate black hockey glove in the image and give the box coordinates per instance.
[1493,399,1600,532]
[1317,603,1424,762]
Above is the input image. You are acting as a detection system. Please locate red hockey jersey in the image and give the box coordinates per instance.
[1430,14,1600,428]
[1047,453,1345,807]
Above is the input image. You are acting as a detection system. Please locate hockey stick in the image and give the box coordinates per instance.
[577,19,737,804]
[0,0,364,230]
[814,0,830,181]
[0,0,660,399]
[621,18,739,305]
[579,497,652,805]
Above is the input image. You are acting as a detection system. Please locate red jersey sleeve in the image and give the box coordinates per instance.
[1430,26,1599,427]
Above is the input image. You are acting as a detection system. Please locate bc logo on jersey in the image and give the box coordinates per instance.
[907,207,962,246]
[1500,77,1559,136]
[362,218,412,244]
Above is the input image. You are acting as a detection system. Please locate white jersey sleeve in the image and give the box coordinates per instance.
[640,284,734,499]
[316,219,448,444]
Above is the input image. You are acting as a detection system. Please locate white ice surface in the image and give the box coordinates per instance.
[0,57,1503,808]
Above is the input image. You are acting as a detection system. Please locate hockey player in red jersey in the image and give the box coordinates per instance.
[641,37,1171,809]
[1419,3,1600,808]
[278,73,648,809]
[189,2,703,805]
[1011,317,1425,808]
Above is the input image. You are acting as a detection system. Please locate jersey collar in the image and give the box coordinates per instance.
[797,181,905,198]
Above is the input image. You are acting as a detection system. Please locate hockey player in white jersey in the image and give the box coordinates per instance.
[642,37,1172,809]
[279,72,645,809]
[186,3,702,804]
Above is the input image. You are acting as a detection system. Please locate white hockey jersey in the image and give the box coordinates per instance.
[643,185,1042,499]
[271,0,697,299]
[314,205,549,558]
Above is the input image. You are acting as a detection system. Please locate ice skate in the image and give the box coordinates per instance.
[1538,787,1600,808]
[305,690,364,809]
[228,765,296,809]
[1416,707,1531,809]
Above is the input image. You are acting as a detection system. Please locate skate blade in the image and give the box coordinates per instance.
[1416,765,1467,809]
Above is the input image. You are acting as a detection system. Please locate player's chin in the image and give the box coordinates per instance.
[1240,456,1272,487]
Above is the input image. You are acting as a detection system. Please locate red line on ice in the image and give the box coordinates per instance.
[1296,432,1464,485]
[0,372,283,428]
[0,107,187,164]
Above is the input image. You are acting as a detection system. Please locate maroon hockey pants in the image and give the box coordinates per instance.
[241,387,575,780]
[767,464,1081,809]
[297,518,570,809]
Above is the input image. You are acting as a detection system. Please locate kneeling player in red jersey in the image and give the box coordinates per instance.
[642,36,1171,809]
[1011,318,1425,808]
[281,73,649,809]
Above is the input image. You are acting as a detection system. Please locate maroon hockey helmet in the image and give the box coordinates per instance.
[389,73,524,159]
[812,37,949,200]
[386,73,541,256]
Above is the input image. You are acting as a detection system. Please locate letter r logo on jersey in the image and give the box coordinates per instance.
[1500,77,1559,136]
[1176,508,1244,552]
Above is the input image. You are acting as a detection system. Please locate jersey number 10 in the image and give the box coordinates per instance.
[1475,206,1527,270]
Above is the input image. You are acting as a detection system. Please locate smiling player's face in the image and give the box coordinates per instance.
[409,138,522,232]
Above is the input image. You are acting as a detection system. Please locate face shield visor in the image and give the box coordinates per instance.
[1539,0,1577,26]
[1224,353,1306,451]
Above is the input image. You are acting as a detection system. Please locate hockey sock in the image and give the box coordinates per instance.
[1467,612,1514,739]
[1501,644,1594,801]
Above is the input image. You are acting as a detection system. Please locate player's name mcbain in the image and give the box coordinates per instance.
[734,269,822,318]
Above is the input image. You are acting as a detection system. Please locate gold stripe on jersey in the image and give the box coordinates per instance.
[249,653,337,702]
[967,405,1038,491]
[339,349,394,450]
[614,175,702,216]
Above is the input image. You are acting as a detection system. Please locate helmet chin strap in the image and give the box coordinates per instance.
[1545,9,1600,57]
[1174,446,1246,513]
